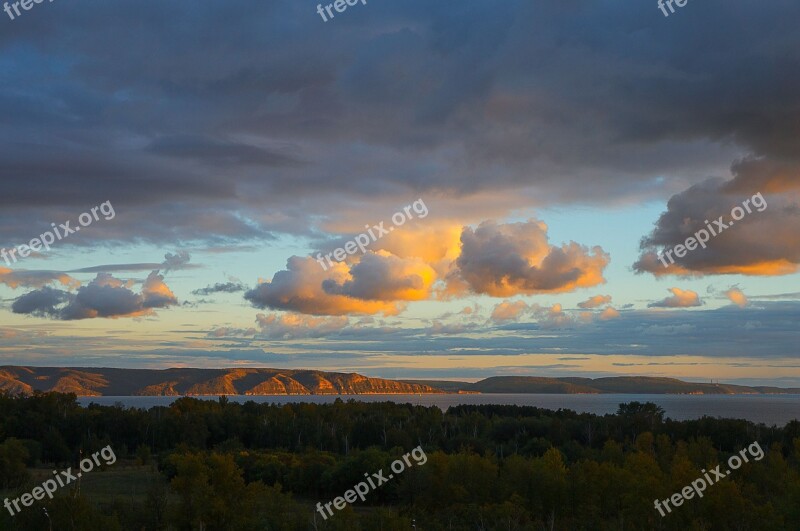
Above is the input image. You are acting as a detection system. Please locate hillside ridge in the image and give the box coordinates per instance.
[0,366,443,396]
[2,368,798,396]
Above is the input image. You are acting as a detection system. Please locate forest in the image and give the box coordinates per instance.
[0,392,798,530]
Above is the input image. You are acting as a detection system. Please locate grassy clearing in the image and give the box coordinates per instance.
[3,463,161,505]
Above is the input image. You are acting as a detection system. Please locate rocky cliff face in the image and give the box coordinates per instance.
[0,369,34,394]
[0,366,444,396]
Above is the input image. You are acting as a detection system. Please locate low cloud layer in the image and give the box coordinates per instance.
[489,299,619,327]
[255,313,349,340]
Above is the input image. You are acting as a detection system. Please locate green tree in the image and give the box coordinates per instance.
[0,437,30,488]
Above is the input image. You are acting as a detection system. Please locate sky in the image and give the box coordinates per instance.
[1,0,799,385]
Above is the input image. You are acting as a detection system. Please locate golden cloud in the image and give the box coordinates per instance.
[247,219,609,316]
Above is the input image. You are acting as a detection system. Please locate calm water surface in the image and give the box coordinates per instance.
[77,393,800,426]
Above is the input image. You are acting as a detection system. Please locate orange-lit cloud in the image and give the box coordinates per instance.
[489,300,579,328]
[0,268,80,290]
[637,253,800,278]
[490,300,529,323]
[141,271,178,308]
[244,256,404,316]
[636,159,800,277]
[371,224,463,271]
[725,287,748,307]
[599,307,621,320]
[322,251,436,301]
[454,220,609,297]
[649,288,703,308]
[543,303,574,328]
[578,294,612,309]
[723,157,800,195]
[255,312,350,339]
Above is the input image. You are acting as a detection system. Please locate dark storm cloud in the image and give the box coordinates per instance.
[0,146,232,208]
[147,135,302,167]
[11,272,177,320]
[635,159,800,276]
[1,0,799,244]
[10,286,72,318]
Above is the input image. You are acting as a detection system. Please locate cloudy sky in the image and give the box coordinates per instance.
[1,0,799,385]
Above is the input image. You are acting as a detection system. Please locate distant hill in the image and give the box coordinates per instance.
[404,376,800,395]
[2,368,798,396]
[468,376,600,394]
[399,380,468,393]
[0,367,444,396]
